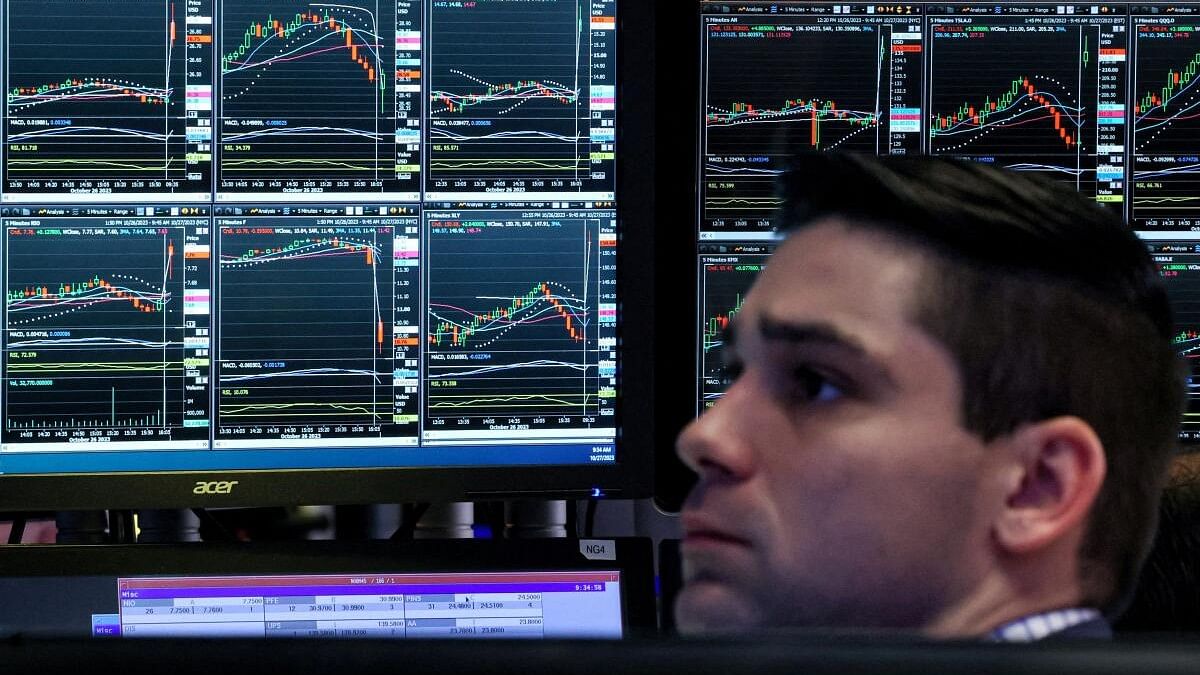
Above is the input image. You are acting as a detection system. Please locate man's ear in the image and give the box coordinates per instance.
[994,417,1107,556]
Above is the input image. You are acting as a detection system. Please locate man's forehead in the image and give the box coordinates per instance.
[749,221,929,335]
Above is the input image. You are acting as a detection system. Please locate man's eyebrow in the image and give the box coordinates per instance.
[757,314,868,357]
[758,314,897,388]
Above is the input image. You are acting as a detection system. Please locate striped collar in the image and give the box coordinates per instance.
[987,608,1103,642]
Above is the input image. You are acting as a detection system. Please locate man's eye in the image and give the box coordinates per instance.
[793,366,843,403]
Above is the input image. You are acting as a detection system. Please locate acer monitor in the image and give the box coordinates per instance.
[0,0,656,509]
[0,537,656,639]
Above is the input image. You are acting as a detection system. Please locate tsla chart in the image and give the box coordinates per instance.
[3,0,214,199]
[699,10,923,235]
[425,0,616,198]
[218,0,415,197]
[1131,13,1200,230]
[423,210,616,440]
[2,220,211,449]
[926,9,1128,205]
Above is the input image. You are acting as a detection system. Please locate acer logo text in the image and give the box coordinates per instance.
[193,480,239,495]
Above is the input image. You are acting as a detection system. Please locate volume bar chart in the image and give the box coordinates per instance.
[424,0,616,200]
[2,218,211,450]
[423,209,617,442]
[3,0,214,200]
[1131,13,1200,230]
[215,214,419,447]
[218,0,415,199]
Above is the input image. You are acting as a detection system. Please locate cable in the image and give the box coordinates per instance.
[107,510,136,544]
[584,499,598,538]
[390,502,431,541]
[191,508,237,542]
[7,519,26,545]
[567,499,580,538]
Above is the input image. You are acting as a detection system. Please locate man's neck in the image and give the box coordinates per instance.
[919,571,1090,639]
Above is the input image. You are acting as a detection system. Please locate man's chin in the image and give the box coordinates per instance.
[674,579,760,635]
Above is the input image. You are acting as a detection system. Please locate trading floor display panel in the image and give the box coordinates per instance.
[2,207,211,451]
[213,205,420,448]
[216,0,419,200]
[698,4,923,238]
[688,2,1200,454]
[1130,6,1200,230]
[926,5,1128,205]
[422,206,617,449]
[0,540,657,640]
[695,243,773,414]
[3,0,214,201]
[1144,233,1200,441]
[424,0,617,201]
[0,0,655,509]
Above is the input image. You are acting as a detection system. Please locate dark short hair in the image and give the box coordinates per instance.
[1116,455,1200,632]
[775,153,1185,616]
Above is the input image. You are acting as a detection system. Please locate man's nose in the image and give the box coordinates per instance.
[676,375,759,483]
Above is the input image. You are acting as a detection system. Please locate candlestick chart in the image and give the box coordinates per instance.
[4,0,212,197]
[1148,239,1200,441]
[2,225,206,444]
[700,18,920,233]
[1131,21,1200,230]
[216,224,398,438]
[424,212,616,434]
[927,18,1127,203]
[697,254,765,413]
[218,0,405,195]
[425,0,616,195]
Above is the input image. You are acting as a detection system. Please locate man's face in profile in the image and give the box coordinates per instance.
[675,219,1010,634]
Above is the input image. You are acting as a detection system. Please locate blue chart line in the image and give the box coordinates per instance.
[222,367,387,384]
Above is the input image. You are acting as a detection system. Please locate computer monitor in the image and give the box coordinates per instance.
[0,0,656,509]
[655,1,1200,512]
[0,537,656,639]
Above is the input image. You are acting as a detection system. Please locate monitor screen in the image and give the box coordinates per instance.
[693,0,1200,429]
[0,538,656,639]
[0,0,656,508]
[655,1,1200,511]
